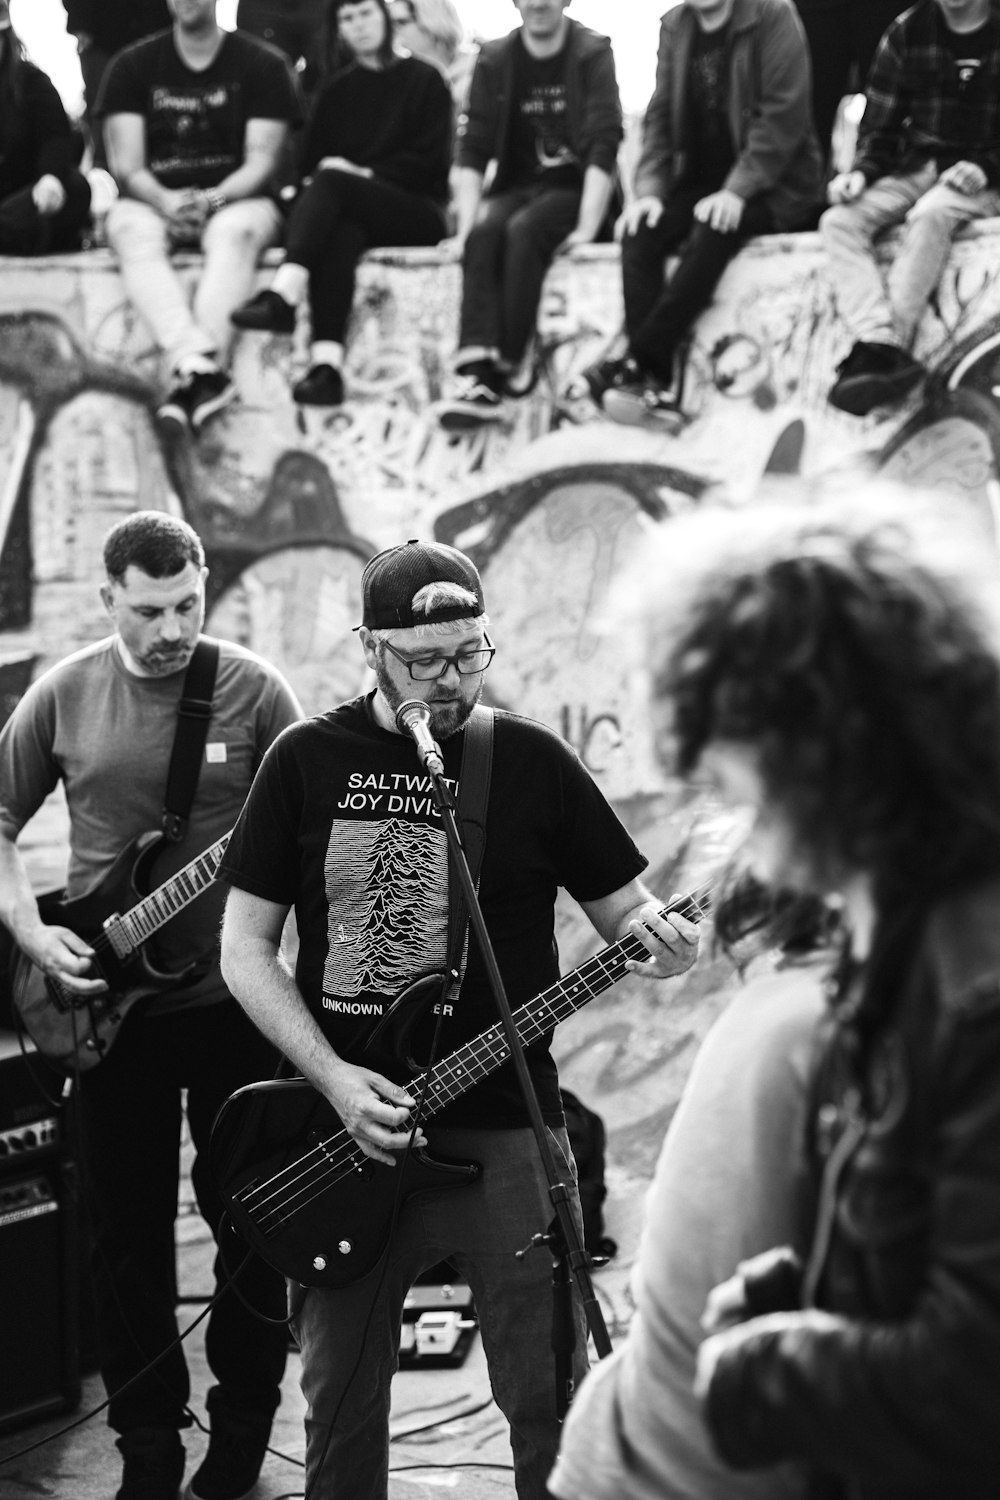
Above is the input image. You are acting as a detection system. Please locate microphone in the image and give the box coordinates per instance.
[395,699,445,774]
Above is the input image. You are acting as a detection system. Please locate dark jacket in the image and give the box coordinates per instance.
[0,61,79,199]
[62,0,172,58]
[853,0,1000,187]
[704,878,1000,1499]
[455,18,623,198]
[634,0,822,231]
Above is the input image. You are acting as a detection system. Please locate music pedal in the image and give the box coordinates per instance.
[400,1265,478,1365]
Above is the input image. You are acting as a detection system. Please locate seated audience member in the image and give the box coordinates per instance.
[790,0,904,165]
[549,891,828,1500]
[820,0,1000,417]
[0,1,92,255]
[387,0,475,109]
[230,0,452,409]
[237,0,327,97]
[584,0,822,426]
[434,0,623,430]
[62,0,171,166]
[635,490,1000,1498]
[98,0,300,435]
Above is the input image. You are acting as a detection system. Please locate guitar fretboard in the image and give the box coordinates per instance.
[406,885,710,1128]
[106,833,231,958]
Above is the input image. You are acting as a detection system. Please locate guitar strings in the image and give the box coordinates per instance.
[238,882,714,1236]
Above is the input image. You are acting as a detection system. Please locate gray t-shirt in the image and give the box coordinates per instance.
[0,633,301,1006]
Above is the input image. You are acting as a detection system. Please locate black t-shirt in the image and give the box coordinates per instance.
[221,698,647,1127]
[686,24,734,192]
[97,29,301,189]
[506,33,583,191]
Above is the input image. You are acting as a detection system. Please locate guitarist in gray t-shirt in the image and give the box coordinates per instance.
[0,510,302,1500]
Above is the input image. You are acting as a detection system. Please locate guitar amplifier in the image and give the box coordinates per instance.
[0,1165,82,1431]
[0,1035,90,1431]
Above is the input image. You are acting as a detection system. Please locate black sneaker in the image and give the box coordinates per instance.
[604,375,685,429]
[828,341,926,416]
[436,362,505,430]
[182,1412,271,1500]
[115,1427,185,1500]
[582,354,646,409]
[157,368,235,434]
[231,288,296,334]
[292,362,345,406]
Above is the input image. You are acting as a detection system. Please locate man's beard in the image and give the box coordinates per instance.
[374,657,482,740]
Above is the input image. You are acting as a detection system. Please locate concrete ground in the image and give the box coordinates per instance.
[0,1221,635,1500]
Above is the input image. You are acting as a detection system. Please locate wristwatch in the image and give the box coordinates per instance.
[204,189,228,215]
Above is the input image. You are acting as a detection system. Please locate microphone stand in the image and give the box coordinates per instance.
[415,731,613,1418]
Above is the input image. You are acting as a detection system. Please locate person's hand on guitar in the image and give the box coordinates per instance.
[324,1057,428,1167]
[624,898,701,980]
[22,921,107,995]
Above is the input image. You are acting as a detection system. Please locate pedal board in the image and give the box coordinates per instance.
[400,1263,478,1366]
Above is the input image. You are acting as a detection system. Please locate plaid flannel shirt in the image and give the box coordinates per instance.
[855,0,1000,186]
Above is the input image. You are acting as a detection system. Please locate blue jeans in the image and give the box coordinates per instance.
[820,164,1000,348]
[291,1123,589,1500]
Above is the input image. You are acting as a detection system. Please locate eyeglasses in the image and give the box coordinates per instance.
[383,634,496,681]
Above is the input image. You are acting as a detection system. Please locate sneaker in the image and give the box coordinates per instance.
[603,375,685,429]
[828,341,926,416]
[292,362,345,406]
[230,288,296,334]
[182,1412,271,1500]
[436,362,505,431]
[157,368,235,434]
[115,1427,185,1500]
[582,354,646,409]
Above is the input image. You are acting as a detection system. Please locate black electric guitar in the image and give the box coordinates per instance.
[210,886,709,1289]
[11,829,231,1071]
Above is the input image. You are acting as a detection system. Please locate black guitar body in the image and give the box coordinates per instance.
[12,831,207,1068]
[210,1079,480,1288]
[40,830,201,994]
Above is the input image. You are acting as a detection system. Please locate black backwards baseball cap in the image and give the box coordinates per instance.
[357,539,486,630]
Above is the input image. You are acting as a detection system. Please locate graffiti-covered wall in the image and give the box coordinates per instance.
[2,226,999,1191]
[4,226,999,758]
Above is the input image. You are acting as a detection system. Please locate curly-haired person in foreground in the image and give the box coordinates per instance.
[561,489,1000,1499]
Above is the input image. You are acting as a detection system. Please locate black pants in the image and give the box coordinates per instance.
[284,168,447,343]
[622,188,775,383]
[0,171,91,255]
[458,183,582,365]
[791,0,906,155]
[76,998,288,1434]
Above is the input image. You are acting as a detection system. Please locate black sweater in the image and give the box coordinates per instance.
[301,55,453,205]
[0,62,77,201]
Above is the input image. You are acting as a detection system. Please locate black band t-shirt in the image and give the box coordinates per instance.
[97,29,301,189]
[506,33,583,191]
[221,699,647,1128]
[686,24,734,191]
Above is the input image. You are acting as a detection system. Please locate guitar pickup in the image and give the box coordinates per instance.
[103,914,136,961]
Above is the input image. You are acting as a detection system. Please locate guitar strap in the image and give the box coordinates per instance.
[162,637,220,843]
[444,703,494,993]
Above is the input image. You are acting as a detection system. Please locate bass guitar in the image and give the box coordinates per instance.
[210,886,709,1289]
[11,829,231,1071]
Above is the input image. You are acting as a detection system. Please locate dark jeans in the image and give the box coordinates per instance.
[285,168,447,343]
[0,172,91,255]
[458,183,581,366]
[622,188,774,383]
[791,0,906,154]
[76,998,288,1435]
